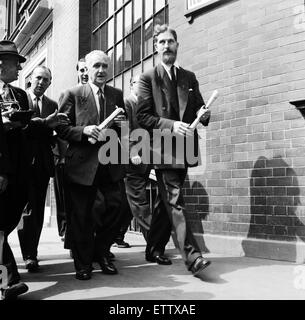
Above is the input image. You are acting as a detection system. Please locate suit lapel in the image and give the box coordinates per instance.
[82,83,99,124]
[177,68,189,121]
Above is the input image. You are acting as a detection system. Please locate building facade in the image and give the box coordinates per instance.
[4,0,305,262]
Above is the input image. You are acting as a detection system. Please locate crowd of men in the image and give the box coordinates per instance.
[0,24,211,300]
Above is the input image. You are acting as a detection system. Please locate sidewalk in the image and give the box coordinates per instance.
[7,228,305,300]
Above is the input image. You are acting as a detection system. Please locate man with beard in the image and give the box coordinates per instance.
[136,25,212,278]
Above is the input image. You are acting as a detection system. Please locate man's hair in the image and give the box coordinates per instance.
[153,24,177,43]
[130,74,140,85]
[32,65,52,80]
[76,57,85,71]
[85,50,109,65]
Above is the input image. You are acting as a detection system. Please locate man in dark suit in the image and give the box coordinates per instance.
[124,75,151,241]
[136,25,211,277]
[17,66,59,272]
[0,40,67,299]
[57,50,126,280]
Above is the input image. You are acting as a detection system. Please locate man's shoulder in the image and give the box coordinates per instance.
[43,95,58,107]
[10,85,27,96]
[105,84,123,97]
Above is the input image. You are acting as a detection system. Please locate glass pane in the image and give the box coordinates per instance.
[107,48,114,80]
[92,31,99,50]
[109,0,115,15]
[154,9,165,27]
[115,42,124,75]
[132,63,142,78]
[143,57,153,72]
[116,10,123,42]
[108,18,114,48]
[92,1,99,29]
[123,69,132,97]
[124,2,132,36]
[107,79,114,86]
[115,74,123,90]
[100,24,107,51]
[144,0,153,20]
[124,35,132,70]
[144,19,153,57]
[133,28,141,64]
[155,0,165,12]
[133,0,142,29]
[116,0,123,9]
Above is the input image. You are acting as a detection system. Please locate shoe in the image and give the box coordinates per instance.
[113,240,130,248]
[1,282,28,300]
[107,251,115,260]
[25,258,39,273]
[146,255,172,265]
[190,257,211,275]
[75,270,91,280]
[98,256,118,275]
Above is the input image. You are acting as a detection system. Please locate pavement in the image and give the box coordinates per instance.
[7,227,305,300]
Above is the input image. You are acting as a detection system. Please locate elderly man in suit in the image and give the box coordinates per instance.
[136,25,211,277]
[0,40,67,299]
[57,50,126,280]
[17,66,59,272]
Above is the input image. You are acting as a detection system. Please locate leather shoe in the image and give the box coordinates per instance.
[25,258,39,273]
[113,240,130,248]
[146,255,172,265]
[190,257,211,275]
[98,257,118,275]
[75,270,91,280]
[1,282,28,300]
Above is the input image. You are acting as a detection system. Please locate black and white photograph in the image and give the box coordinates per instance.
[1,0,305,310]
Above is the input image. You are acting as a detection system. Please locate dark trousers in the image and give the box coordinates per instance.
[125,164,151,240]
[0,181,28,286]
[65,165,122,272]
[17,166,50,260]
[146,168,201,268]
[54,163,67,237]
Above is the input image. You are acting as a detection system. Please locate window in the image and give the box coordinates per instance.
[92,0,168,93]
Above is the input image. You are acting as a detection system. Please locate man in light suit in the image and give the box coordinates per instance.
[136,25,211,277]
[57,50,126,280]
[17,66,59,272]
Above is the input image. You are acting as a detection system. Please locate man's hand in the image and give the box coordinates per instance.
[199,109,211,122]
[83,125,100,140]
[2,116,22,131]
[0,175,8,194]
[131,155,142,165]
[113,114,126,128]
[45,110,70,129]
[173,121,194,137]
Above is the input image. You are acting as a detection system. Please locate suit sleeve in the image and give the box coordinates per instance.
[191,72,210,127]
[0,115,10,175]
[56,89,86,142]
[136,73,174,132]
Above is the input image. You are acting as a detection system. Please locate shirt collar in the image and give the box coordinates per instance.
[28,89,43,101]
[89,81,105,95]
[0,80,8,95]
[161,61,180,73]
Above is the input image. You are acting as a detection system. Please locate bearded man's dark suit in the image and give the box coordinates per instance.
[0,84,48,285]
[17,93,58,261]
[136,64,210,270]
[57,83,125,273]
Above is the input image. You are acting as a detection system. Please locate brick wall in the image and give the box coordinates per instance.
[169,0,305,257]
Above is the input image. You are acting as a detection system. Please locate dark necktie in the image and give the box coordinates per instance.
[98,88,105,123]
[33,96,41,117]
[170,65,177,86]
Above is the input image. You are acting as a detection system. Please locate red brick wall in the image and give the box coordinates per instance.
[169,0,305,244]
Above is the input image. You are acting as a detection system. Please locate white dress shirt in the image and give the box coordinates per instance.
[88,81,105,116]
[161,61,180,80]
[28,90,43,114]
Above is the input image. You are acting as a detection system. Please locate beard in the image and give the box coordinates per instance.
[161,51,177,65]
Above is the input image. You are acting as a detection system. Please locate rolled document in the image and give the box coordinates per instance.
[88,106,125,144]
[189,90,219,129]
